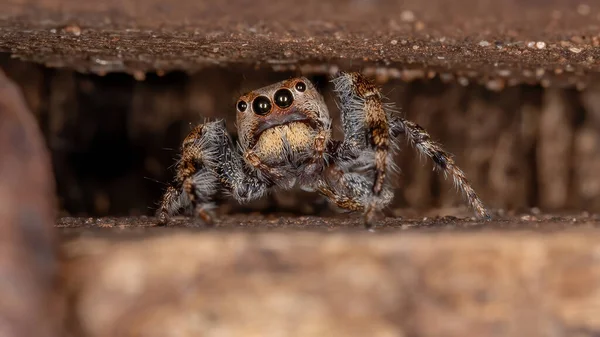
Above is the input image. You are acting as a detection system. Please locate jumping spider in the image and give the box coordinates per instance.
[156,72,490,228]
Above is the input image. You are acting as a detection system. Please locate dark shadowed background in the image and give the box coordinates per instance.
[3,0,600,218]
[1,55,597,217]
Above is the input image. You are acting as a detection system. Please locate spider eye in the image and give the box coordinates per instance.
[237,100,248,112]
[295,81,306,92]
[252,96,272,116]
[274,89,294,108]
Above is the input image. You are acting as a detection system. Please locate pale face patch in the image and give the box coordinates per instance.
[253,122,315,165]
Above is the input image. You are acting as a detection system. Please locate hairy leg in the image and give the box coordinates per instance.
[329,72,395,226]
[390,116,491,219]
[157,120,271,226]
[329,71,489,226]
[156,123,220,225]
[316,165,394,228]
[331,72,391,195]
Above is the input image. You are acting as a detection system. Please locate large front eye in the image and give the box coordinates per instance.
[252,96,272,116]
[274,89,294,108]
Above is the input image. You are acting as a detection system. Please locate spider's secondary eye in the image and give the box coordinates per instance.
[295,81,306,92]
[274,89,294,108]
[252,96,272,116]
[237,100,248,112]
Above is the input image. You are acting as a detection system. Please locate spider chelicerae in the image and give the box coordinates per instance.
[156,72,490,228]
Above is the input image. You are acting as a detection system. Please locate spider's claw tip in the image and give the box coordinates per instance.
[477,210,493,221]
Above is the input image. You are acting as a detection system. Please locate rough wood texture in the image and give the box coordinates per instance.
[61,229,600,337]
[1,0,600,87]
[0,70,62,336]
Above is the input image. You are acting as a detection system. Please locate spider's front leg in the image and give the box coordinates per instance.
[329,72,490,228]
[156,120,271,226]
[156,123,220,226]
[329,72,394,226]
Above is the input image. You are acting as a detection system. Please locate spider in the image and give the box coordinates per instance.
[155,72,490,229]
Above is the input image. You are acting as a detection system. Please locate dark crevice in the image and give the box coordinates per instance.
[2,57,598,217]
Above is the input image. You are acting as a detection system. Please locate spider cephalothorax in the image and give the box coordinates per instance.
[156,72,490,228]
[235,77,331,188]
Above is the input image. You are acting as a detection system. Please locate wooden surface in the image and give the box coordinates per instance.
[1,0,600,88]
[61,224,600,337]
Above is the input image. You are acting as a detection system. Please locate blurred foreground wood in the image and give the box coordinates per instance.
[61,229,600,337]
[0,70,62,336]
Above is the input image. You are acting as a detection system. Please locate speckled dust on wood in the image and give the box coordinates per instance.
[2,0,600,88]
[56,211,600,237]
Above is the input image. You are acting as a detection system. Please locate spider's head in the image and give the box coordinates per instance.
[235,77,329,153]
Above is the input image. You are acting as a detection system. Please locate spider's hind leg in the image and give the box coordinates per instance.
[390,116,491,219]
